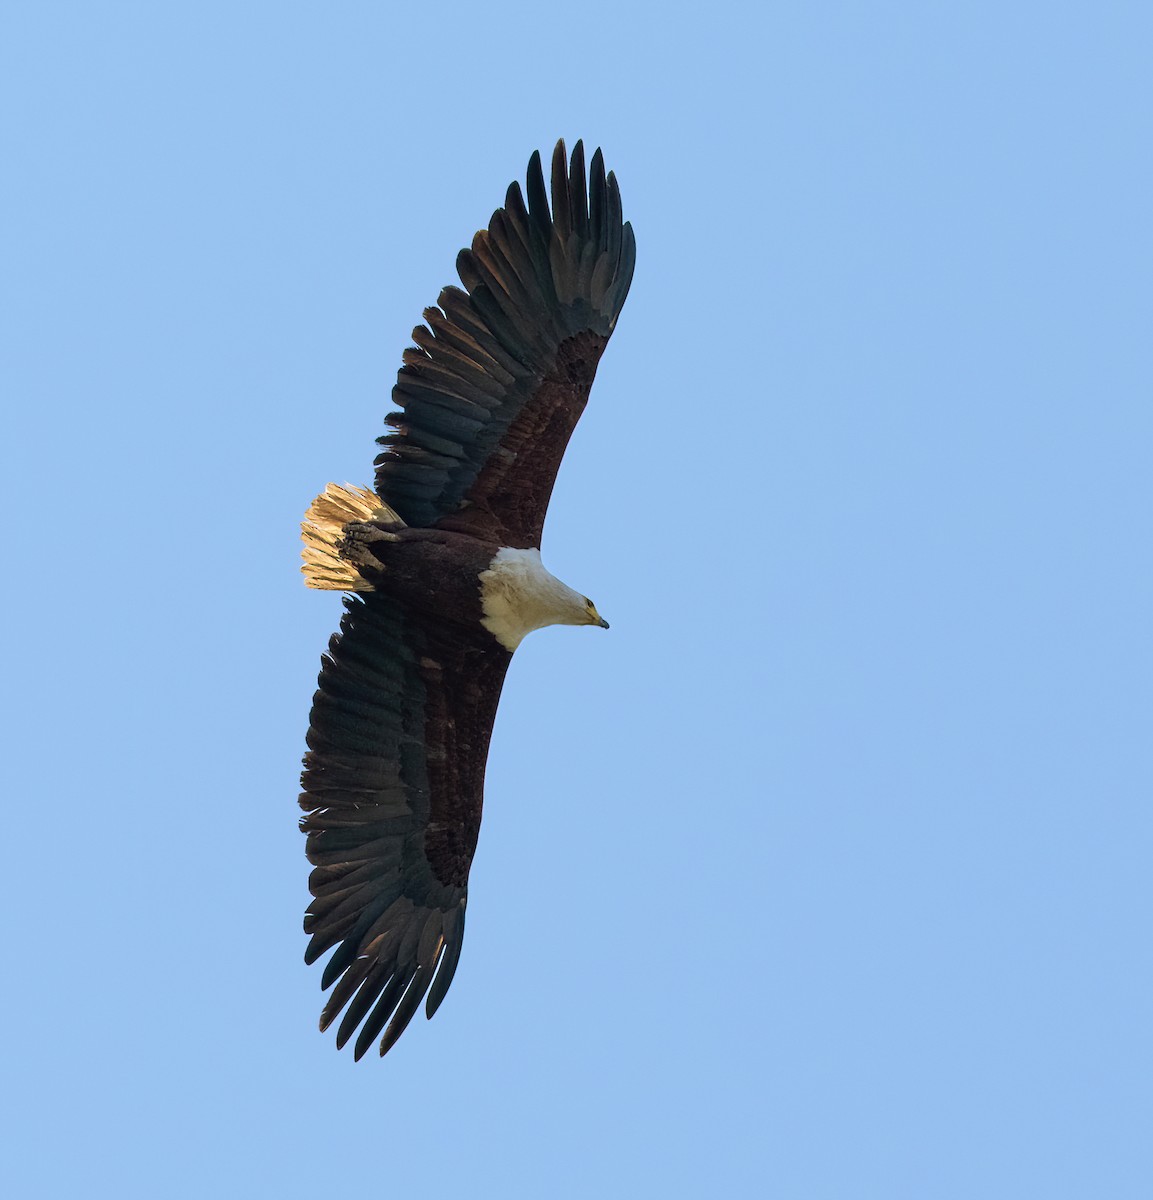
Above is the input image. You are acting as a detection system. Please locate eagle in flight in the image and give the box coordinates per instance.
[299,140,635,1058]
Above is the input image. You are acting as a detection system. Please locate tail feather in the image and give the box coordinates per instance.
[301,484,403,591]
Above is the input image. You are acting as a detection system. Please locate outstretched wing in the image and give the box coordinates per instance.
[374,139,636,548]
[300,594,511,1058]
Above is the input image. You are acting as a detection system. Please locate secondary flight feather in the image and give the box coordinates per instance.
[299,140,635,1058]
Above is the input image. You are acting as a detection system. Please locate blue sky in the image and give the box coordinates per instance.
[4,2,1151,1197]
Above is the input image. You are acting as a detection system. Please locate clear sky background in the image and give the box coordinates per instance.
[4,3,1151,1197]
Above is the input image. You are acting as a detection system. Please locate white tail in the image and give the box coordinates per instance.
[301,483,403,591]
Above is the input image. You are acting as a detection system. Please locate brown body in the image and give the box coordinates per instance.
[341,523,502,639]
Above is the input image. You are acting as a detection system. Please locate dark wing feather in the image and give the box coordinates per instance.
[374,139,636,547]
[301,594,510,1058]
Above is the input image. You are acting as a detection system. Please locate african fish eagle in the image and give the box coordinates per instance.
[299,140,635,1058]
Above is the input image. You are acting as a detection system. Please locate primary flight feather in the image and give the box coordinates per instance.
[300,140,635,1058]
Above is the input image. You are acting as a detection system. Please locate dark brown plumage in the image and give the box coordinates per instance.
[375,140,634,546]
[300,140,634,1058]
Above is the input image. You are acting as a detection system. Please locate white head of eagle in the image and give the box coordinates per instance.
[478,547,609,651]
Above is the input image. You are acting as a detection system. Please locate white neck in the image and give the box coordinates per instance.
[478,548,589,651]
